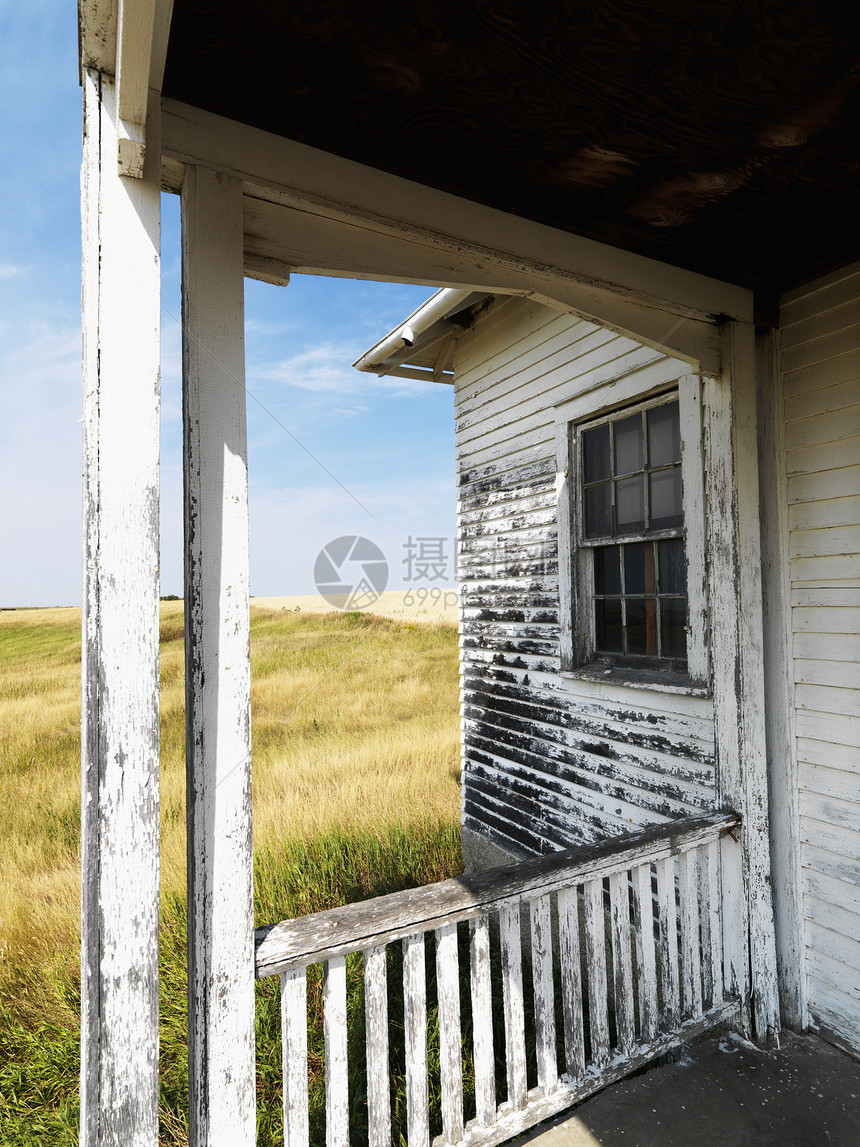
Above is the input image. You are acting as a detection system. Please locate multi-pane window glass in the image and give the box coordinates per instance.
[580,398,687,667]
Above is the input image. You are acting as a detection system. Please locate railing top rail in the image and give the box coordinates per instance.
[255,809,739,979]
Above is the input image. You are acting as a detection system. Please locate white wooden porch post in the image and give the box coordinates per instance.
[181,165,256,1145]
[708,320,781,1044]
[81,69,162,1145]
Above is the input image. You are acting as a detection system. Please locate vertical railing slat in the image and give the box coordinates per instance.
[324,956,349,1147]
[678,849,703,1017]
[697,845,713,1009]
[403,934,429,1146]
[632,864,658,1042]
[610,871,637,1050]
[609,872,635,1054]
[281,968,309,1147]
[557,886,585,1080]
[469,917,496,1127]
[364,947,390,1147]
[435,924,464,1144]
[706,838,724,1007]
[530,895,557,1094]
[499,904,528,1109]
[656,856,680,1030]
[583,879,609,1069]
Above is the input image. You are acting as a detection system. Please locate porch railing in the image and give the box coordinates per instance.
[255,810,742,1147]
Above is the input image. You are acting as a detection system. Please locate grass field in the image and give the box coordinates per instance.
[0,604,464,1144]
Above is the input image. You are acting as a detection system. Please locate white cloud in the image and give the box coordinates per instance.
[249,343,437,398]
[0,264,25,280]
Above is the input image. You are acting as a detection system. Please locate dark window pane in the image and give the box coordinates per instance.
[614,414,644,475]
[594,546,621,595]
[626,598,658,656]
[583,424,610,483]
[615,475,644,533]
[658,538,686,594]
[624,542,650,595]
[648,402,681,467]
[661,598,687,658]
[649,468,683,530]
[584,482,611,538]
[626,598,645,654]
[596,598,623,653]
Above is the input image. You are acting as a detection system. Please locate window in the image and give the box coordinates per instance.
[554,367,709,692]
[580,397,687,670]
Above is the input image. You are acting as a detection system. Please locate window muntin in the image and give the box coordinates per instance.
[579,396,687,669]
[581,399,682,541]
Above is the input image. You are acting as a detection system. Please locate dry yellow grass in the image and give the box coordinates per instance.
[0,602,462,1002]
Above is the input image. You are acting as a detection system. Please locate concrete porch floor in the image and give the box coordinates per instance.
[512,1031,860,1147]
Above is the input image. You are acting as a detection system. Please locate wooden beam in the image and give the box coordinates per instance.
[114,0,158,176]
[707,320,781,1043]
[117,0,156,125]
[80,68,161,1146]
[162,99,752,370]
[79,0,119,77]
[148,0,174,91]
[182,165,256,1146]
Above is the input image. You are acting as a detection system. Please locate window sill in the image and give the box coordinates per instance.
[560,662,711,698]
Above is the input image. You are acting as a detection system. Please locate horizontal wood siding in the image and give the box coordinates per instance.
[781,265,860,1051]
[455,297,716,858]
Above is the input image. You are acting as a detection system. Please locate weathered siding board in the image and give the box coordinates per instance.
[780,265,860,1051]
[455,297,717,860]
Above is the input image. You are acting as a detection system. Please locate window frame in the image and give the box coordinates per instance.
[554,363,710,694]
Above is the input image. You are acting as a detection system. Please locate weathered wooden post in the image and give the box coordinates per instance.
[80,69,162,1145]
[708,320,781,1043]
[181,165,256,1145]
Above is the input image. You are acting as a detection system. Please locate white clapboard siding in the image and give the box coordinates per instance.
[454,296,717,859]
[780,264,860,1052]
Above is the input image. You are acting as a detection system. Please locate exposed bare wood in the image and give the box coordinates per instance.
[632,864,658,1041]
[80,67,161,1147]
[712,321,780,1042]
[609,872,635,1053]
[678,849,703,1018]
[697,848,713,1010]
[557,886,585,1079]
[583,879,609,1069]
[705,840,724,1008]
[656,856,680,1031]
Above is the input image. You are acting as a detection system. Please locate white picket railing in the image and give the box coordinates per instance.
[255,810,742,1147]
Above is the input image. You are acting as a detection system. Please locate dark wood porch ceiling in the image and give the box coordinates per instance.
[163,1,860,295]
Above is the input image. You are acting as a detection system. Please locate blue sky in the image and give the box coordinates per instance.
[0,1,456,606]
